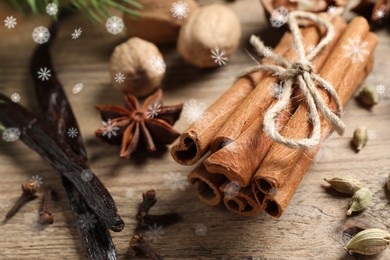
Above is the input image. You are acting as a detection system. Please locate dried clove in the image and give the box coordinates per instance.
[39,188,53,225]
[130,234,163,260]
[4,181,38,221]
[136,190,180,230]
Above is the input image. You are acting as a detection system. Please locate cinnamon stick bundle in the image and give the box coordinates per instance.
[171,33,293,165]
[220,182,261,216]
[254,17,378,216]
[204,16,346,188]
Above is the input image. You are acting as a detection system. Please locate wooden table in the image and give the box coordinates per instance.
[1,0,389,259]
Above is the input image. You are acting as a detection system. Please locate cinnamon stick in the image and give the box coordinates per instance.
[220,182,261,216]
[204,16,346,187]
[252,17,372,201]
[209,16,333,153]
[188,162,227,206]
[263,51,376,217]
[170,33,293,165]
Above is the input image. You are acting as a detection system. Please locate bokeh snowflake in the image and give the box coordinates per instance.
[376,84,385,95]
[32,26,50,44]
[10,93,21,103]
[171,1,189,19]
[194,223,207,236]
[125,187,136,198]
[67,127,78,138]
[71,28,82,39]
[163,172,188,191]
[182,99,207,124]
[375,9,385,19]
[211,48,228,66]
[30,175,43,188]
[100,119,120,139]
[145,223,165,242]
[343,36,369,63]
[306,44,315,54]
[146,101,161,119]
[148,56,166,74]
[223,181,240,197]
[270,6,289,28]
[263,47,273,57]
[72,83,84,94]
[79,212,98,230]
[106,16,124,35]
[2,127,21,142]
[270,83,283,99]
[114,72,125,84]
[0,195,11,209]
[81,169,93,182]
[4,16,17,29]
[46,3,58,16]
[368,129,377,140]
[37,67,51,81]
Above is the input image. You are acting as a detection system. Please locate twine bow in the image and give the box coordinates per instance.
[240,11,345,149]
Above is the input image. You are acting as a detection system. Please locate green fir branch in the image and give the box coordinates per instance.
[6,0,141,22]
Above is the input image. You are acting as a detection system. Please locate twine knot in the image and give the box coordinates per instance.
[238,11,345,149]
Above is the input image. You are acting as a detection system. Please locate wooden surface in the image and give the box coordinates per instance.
[1,0,390,259]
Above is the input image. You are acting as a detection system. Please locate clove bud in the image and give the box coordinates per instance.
[324,177,362,195]
[356,84,379,107]
[130,235,163,260]
[352,126,368,152]
[346,187,372,216]
[4,181,38,221]
[344,228,390,255]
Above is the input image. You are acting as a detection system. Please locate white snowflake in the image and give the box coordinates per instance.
[182,99,207,124]
[194,223,207,236]
[81,170,93,182]
[145,224,165,242]
[32,26,50,44]
[171,1,189,19]
[148,56,166,74]
[263,47,273,57]
[72,83,84,94]
[0,195,11,209]
[100,119,120,139]
[163,172,188,191]
[211,48,229,66]
[67,127,78,138]
[223,181,240,197]
[327,5,342,17]
[37,67,51,81]
[125,188,136,198]
[146,101,161,119]
[376,9,385,19]
[270,83,283,99]
[10,93,21,103]
[368,129,377,140]
[71,28,82,39]
[270,7,289,28]
[376,84,385,95]
[2,127,21,142]
[105,16,124,35]
[306,44,315,54]
[4,16,17,29]
[114,72,125,84]
[46,3,58,16]
[342,36,369,63]
[79,212,98,230]
[30,175,43,188]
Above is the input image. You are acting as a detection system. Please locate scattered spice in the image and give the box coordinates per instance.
[352,126,369,152]
[130,234,163,260]
[324,177,362,195]
[356,84,379,108]
[346,187,372,216]
[39,188,53,225]
[4,181,38,221]
[136,189,180,230]
[344,228,390,255]
[95,89,182,159]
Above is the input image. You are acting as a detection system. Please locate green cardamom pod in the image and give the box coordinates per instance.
[324,177,362,195]
[344,228,390,255]
[352,126,368,152]
[346,187,372,216]
[356,84,379,107]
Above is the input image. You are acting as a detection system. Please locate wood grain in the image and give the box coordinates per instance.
[0,0,389,259]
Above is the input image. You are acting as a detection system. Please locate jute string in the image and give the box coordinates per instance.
[239,11,344,149]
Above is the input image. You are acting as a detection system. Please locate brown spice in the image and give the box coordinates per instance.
[39,188,54,225]
[4,181,38,221]
[95,89,182,158]
[130,234,163,260]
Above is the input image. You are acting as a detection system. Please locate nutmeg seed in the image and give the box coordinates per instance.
[109,37,165,97]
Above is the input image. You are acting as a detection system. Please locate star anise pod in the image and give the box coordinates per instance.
[95,89,183,158]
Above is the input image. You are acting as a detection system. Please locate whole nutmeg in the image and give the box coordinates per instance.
[177,4,241,68]
[109,37,166,97]
[123,0,199,44]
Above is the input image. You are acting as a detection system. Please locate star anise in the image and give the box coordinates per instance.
[95,89,183,158]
